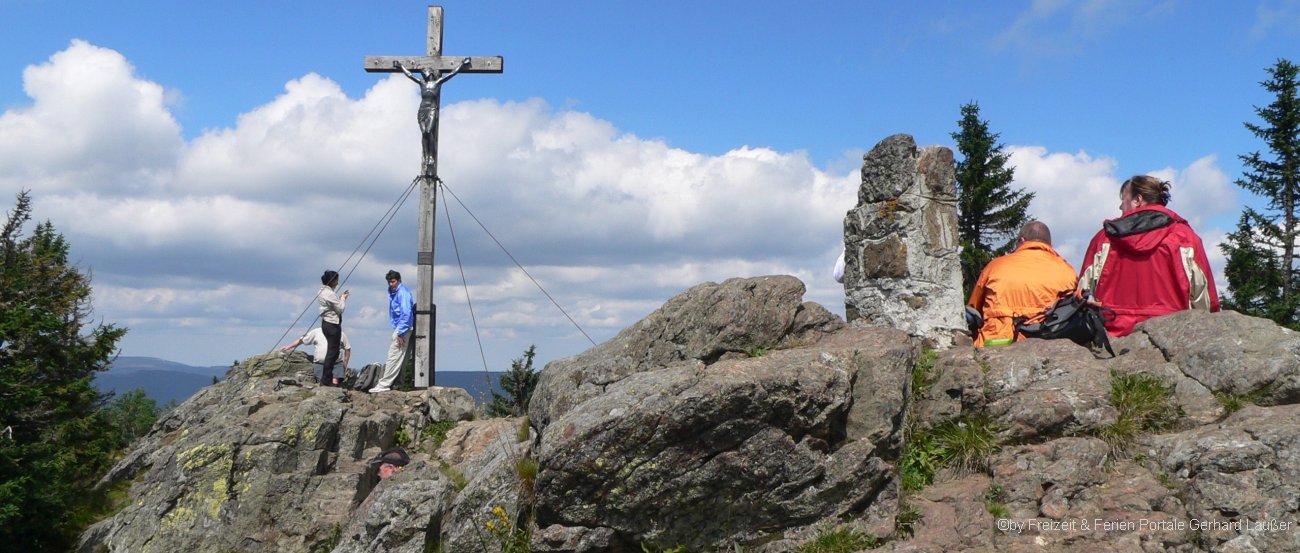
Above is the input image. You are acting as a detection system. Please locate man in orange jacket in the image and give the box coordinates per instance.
[967,221,1078,346]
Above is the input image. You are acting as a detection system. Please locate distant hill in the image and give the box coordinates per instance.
[94,356,506,407]
[95,356,230,406]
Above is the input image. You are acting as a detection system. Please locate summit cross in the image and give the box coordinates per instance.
[363,5,502,388]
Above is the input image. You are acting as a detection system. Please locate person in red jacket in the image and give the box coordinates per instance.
[1079,175,1220,336]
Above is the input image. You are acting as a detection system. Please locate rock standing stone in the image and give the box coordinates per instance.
[843,133,964,346]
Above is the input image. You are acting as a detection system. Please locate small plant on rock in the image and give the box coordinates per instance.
[438,461,467,491]
[1094,371,1180,452]
[896,503,922,539]
[982,484,1010,520]
[1214,388,1270,415]
[516,416,532,443]
[515,457,539,497]
[796,525,878,553]
[427,420,457,449]
[478,505,531,553]
[934,416,1001,474]
[911,348,941,399]
[900,416,1002,491]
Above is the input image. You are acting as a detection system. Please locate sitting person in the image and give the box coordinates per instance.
[281,327,351,385]
[967,221,1078,346]
[1079,175,1219,336]
[371,447,409,480]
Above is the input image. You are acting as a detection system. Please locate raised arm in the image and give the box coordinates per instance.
[433,58,471,87]
[396,61,423,85]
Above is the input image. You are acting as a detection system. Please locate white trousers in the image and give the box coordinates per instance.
[378,329,412,389]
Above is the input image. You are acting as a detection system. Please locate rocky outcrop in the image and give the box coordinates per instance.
[843,134,964,346]
[892,309,1300,552]
[77,352,476,553]
[529,275,844,428]
[78,275,1300,553]
[534,334,907,550]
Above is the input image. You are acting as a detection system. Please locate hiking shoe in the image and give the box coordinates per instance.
[369,387,392,393]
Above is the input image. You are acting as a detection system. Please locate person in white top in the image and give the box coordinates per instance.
[832,249,845,284]
[282,328,351,385]
[316,270,349,387]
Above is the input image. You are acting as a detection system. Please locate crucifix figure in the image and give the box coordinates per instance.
[364,5,502,388]
[398,58,470,176]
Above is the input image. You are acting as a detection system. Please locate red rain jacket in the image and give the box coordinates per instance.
[1079,205,1220,336]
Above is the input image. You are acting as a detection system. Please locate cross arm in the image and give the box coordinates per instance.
[364,55,503,73]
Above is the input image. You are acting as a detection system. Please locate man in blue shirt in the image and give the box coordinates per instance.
[373,270,415,393]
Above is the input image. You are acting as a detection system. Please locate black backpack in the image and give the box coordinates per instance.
[1014,289,1116,357]
[352,363,382,392]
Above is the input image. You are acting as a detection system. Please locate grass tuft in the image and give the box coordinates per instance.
[899,416,1001,491]
[796,526,878,553]
[1093,371,1180,453]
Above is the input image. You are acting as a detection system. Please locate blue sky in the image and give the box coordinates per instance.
[2,1,1298,372]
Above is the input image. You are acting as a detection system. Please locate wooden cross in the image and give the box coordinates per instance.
[363,6,503,75]
[362,6,502,389]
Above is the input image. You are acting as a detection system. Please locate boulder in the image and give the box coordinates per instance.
[529,275,843,429]
[534,345,900,550]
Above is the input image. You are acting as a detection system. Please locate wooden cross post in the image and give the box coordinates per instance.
[364,5,502,388]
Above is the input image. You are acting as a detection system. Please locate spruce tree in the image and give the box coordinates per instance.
[488,345,539,417]
[951,102,1035,297]
[1223,59,1300,328]
[0,191,126,549]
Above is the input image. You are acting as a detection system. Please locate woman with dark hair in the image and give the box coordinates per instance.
[1079,175,1219,336]
[317,270,349,386]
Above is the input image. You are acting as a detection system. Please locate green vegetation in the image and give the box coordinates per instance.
[1222,58,1300,328]
[102,388,161,450]
[309,523,342,553]
[488,345,540,417]
[438,462,468,491]
[478,505,531,553]
[911,348,940,399]
[952,102,1035,297]
[796,526,878,553]
[982,484,1011,520]
[427,420,457,449]
[0,191,129,550]
[394,425,413,448]
[1214,389,1271,415]
[1093,371,1180,452]
[516,416,532,443]
[900,416,1002,492]
[514,457,538,496]
[895,503,922,539]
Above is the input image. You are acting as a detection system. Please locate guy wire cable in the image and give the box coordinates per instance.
[439,182,597,346]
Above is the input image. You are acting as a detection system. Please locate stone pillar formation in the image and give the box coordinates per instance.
[843,133,964,346]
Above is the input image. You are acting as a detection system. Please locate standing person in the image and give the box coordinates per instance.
[1079,175,1220,336]
[317,270,349,387]
[966,221,1078,346]
[281,328,351,385]
[371,270,415,393]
